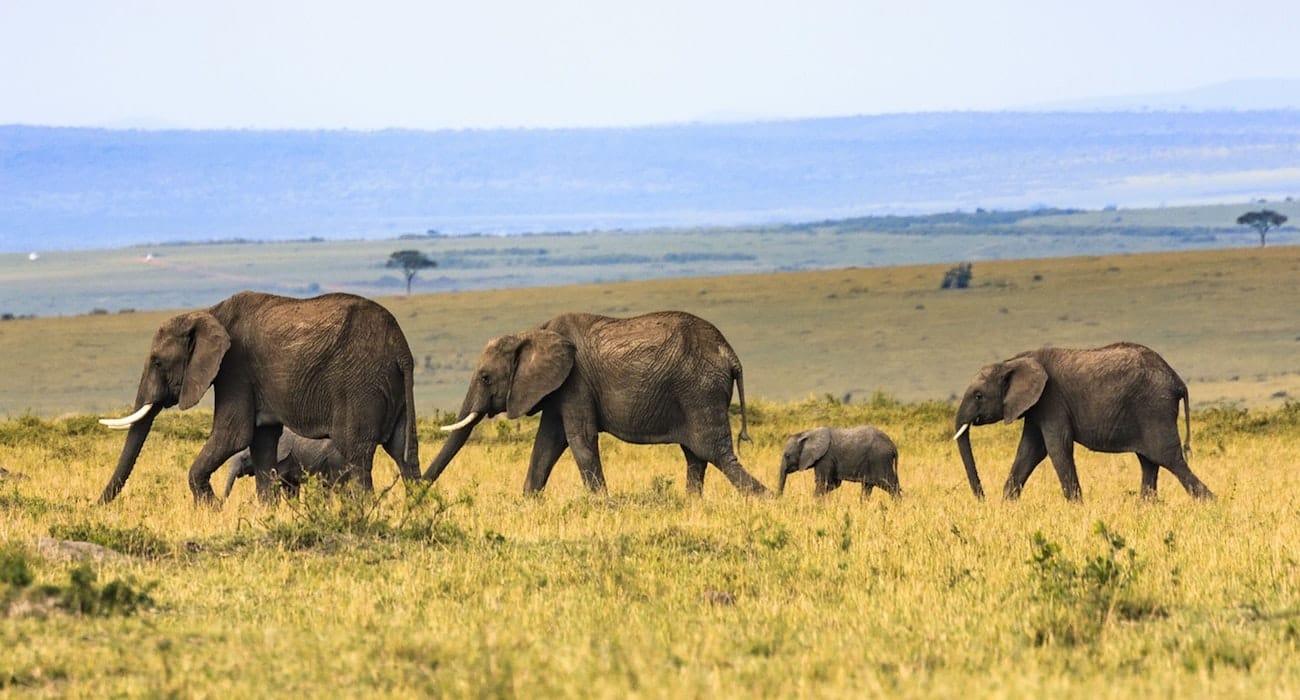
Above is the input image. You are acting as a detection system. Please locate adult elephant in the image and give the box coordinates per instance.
[952,342,1214,502]
[97,291,420,505]
[424,311,769,496]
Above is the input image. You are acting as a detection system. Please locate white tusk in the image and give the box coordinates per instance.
[99,403,155,430]
[952,423,970,441]
[440,411,479,432]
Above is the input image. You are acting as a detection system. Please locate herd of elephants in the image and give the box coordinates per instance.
[94,290,1215,507]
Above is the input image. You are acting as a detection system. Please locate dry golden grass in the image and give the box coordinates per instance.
[2,399,1299,696]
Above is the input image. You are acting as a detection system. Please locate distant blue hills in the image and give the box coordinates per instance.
[2,111,1299,253]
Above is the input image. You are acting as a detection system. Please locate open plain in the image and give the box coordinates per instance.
[2,245,1299,696]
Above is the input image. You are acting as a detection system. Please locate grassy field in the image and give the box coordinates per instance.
[3,244,1299,418]
[1,243,1299,695]
[2,398,1298,696]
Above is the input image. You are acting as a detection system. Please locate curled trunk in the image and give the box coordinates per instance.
[98,405,162,504]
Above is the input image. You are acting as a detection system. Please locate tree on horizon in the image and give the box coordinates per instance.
[1236,209,1288,247]
[387,250,437,295]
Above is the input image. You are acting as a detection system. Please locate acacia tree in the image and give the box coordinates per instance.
[387,250,437,295]
[1236,209,1288,248]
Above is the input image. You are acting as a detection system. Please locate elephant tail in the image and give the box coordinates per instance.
[1181,387,1192,457]
[727,347,752,451]
[396,356,421,481]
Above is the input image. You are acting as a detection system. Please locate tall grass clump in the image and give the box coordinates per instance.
[1026,522,1164,647]
[257,478,472,552]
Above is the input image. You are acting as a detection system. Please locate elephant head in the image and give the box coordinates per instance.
[424,329,575,481]
[777,428,830,495]
[97,311,230,503]
[952,355,1047,499]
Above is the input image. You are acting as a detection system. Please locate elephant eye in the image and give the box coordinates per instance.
[479,372,490,385]
[974,391,984,401]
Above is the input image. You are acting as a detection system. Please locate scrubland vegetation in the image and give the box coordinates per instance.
[2,396,1299,696]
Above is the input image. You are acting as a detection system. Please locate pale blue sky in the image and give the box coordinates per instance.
[2,0,1296,129]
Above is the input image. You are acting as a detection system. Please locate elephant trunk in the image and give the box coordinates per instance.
[954,418,984,500]
[98,404,162,504]
[777,464,789,495]
[424,395,487,482]
[223,450,253,499]
[883,456,902,499]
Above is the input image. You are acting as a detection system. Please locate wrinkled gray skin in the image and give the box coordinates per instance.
[424,311,769,496]
[778,425,900,499]
[99,291,420,505]
[953,342,1213,502]
[223,430,349,501]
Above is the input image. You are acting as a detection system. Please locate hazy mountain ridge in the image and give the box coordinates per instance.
[2,110,1299,252]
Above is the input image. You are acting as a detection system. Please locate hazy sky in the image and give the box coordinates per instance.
[3,0,1296,130]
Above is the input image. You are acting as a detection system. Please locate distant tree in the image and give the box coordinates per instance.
[387,250,437,295]
[1236,209,1288,247]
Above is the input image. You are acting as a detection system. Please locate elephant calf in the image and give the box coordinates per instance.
[223,430,349,501]
[778,426,900,499]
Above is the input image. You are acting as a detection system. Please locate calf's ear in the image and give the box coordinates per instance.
[797,428,832,471]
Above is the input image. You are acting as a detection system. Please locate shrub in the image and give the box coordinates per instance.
[1026,522,1163,647]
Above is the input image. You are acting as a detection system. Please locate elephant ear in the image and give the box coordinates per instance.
[506,330,575,419]
[276,437,293,464]
[1002,356,1048,423]
[179,312,231,410]
[797,429,832,471]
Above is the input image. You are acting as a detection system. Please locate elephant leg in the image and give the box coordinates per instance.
[1043,435,1083,502]
[1137,454,1160,500]
[381,437,420,482]
[524,409,570,494]
[682,446,708,496]
[1144,446,1214,500]
[566,427,607,495]
[861,483,874,501]
[333,441,377,493]
[188,416,253,504]
[1003,422,1048,500]
[250,425,284,504]
[814,468,841,497]
[707,448,770,496]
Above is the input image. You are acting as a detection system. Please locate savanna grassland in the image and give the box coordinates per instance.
[2,246,1300,696]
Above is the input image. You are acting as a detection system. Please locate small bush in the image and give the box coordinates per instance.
[1026,522,1162,647]
[0,544,35,588]
[941,263,972,289]
[263,479,470,551]
[1,544,155,618]
[59,565,156,617]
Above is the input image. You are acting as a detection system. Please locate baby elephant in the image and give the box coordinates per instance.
[223,430,350,501]
[778,426,900,498]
